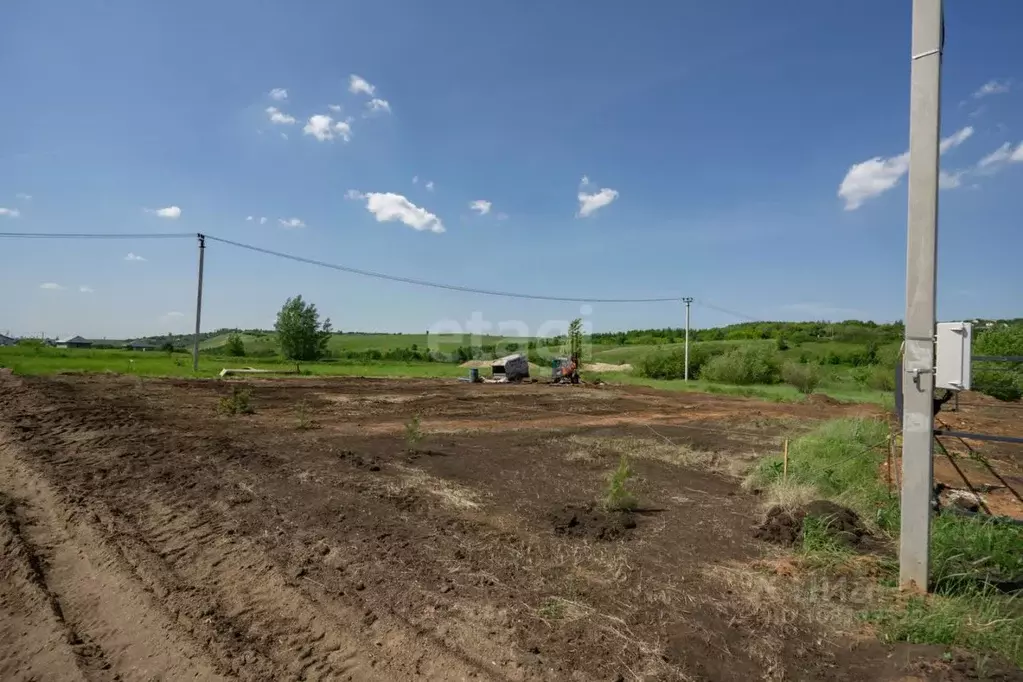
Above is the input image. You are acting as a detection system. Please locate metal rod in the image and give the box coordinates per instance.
[682,297,693,382]
[899,0,943,593]
[934,429,1023,446]
[933,437,992,515]
[192,234,206,372]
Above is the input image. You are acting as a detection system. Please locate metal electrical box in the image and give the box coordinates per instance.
[935,321,972,390]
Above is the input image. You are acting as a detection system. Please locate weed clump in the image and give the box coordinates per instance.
[604,455,637,512]
[404,414,423,451]
[218,386,254,415]
[294,400,316,430]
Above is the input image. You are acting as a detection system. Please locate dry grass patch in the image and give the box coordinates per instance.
[744,478,820,511]
[565,435,759,477]
[389,464,483,510]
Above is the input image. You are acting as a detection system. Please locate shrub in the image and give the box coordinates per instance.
[404,414,423,450]
[218,386,254,415]
[637,344,719,380]
[781,361,822,394]
[604,455,637,511]
[225,333,246,357]
[972,370,1022,402]
[862,364,896,392]
[700,346,780,385]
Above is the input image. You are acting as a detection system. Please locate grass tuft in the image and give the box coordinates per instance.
[604,455,638,512]
[404,414,423,450]
[217,386,254,415]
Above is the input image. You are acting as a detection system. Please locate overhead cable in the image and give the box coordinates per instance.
[203,234,681,304]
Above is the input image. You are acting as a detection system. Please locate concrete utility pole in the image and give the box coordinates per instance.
[682,297,694,381]
[900,0,943,592]
[192,233,206,372]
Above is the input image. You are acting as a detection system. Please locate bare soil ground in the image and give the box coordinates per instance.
[1,374,1020,681]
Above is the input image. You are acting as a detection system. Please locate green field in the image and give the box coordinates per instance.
[200,332,526,354]
[0,346,467,380]
[0,345,891,405]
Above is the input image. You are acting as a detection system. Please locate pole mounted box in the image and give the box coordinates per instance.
[935,321,972,391]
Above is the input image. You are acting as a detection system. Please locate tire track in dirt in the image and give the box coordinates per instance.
[0,375,505,681]
[0,443,229,682]
[0,493,94,682]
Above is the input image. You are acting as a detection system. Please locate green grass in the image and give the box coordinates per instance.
[0,346,468,380]
[750,417,1023,667]
[591,371,890,405]
[201,331,528,354]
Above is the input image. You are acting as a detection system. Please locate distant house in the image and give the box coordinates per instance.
[124,340,157,351]
[56,335,92,349]
[0,333,15,346]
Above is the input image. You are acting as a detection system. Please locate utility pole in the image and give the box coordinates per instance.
[682,297,694,381]
[900,0,943,592]
[192,233,206,372]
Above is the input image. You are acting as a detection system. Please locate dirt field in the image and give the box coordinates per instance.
[1,374,1020,681]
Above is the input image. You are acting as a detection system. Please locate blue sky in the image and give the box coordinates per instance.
[2,0,1021,339]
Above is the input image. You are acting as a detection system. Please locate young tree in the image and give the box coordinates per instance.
[274,296,333,361]
[568,317,583,364]
[225,333,246,357]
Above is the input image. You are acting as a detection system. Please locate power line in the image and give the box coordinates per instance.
[693,300,761,322]
[0,230,763,310]
[204,234,681,304]
[0,231,195,239]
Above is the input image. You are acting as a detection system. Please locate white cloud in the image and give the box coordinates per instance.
[0,207,20,218]
[145,206,182,219]
[577,187,619,217]
[165,311,184,317]
[412,175,419,184]
[357,192,444,234]
[838,126,974,210]
[278,217,306,228]
[975,141,1023,174]
[366,98,391,114]
[303,114,352,142]
[344,189,364,200]
[266,106,296,125]
[125,252,147,261]
[16,193,31,200]
[328,104,343,113]
[425,181,434,191]
[939,126,974,153]
[580,175,591,187]
[269,87,288,101]
[977,143,1012,169]
[469,199,492,215]
[349,74,376,96]
[246,215,253,221]
[939,170,964,190]
[259,216,267,225]
[39,282,63,290]
[495,212,509,221]
[973,80,1010,99]
[79,285,94,293]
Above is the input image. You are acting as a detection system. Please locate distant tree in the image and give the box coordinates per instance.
[274,296,332,361]
[160,341,175,354]
[225,333,246,357]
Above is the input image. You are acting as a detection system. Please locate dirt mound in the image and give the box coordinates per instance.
[754,500,866,548]
[550,504,637,541]
[584,363,632,373]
